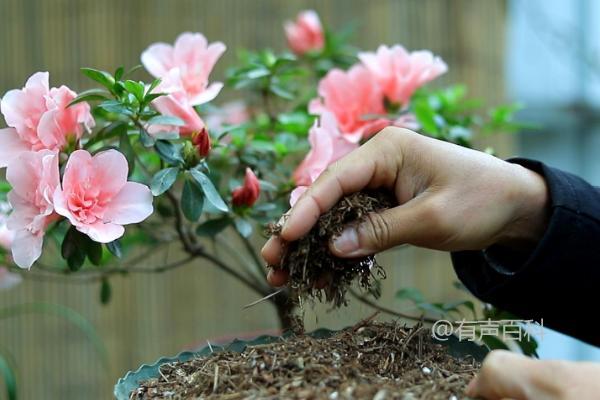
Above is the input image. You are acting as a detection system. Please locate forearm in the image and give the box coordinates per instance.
[452,158,600,346]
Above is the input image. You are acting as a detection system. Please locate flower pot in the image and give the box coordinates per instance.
[114,326,487,399]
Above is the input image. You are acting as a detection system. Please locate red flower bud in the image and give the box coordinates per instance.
[192,128,211,158]
[232,168,260,208]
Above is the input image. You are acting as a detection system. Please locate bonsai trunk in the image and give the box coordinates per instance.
[272,291,298,332]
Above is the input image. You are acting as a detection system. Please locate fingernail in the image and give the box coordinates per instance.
[332,228,359,254]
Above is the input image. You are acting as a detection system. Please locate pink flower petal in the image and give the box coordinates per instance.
[38,86,95,150]
[6,150,55,201]
[284,10,324,55]
[293,111,359,186]
[11,229,44,269]
[91,150,129,197]
[60,149,93,192]
[103,182,153,225]
[188,82,223,106]
[152,92,205,135]
[51,188,78,226]
[0,128,29,167]
[312,65,385,142]
[6,191,39,230]
[0,72,49,145]
[204,42,227,75]
[142,33,225,106]
[173,32,209,64]
[141,43,174,78]
[79,222,125,243]
[359,45,447,105]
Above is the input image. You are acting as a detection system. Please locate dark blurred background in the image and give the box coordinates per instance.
[0,0,598,398]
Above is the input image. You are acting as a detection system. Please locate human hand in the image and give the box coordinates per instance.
[263,127,549,286]
[466,350,600,399]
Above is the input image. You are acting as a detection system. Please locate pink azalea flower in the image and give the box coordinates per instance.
[0,202,15,250]
[232,168,261,208]
[149,69,206,137]
[53,150,153,243]
[309,65,388,142]
[358,45,447,106]
[0,204,21,290]
[6,150,60,269]
[291,112,359,206]
[0,72,94,167]
[141,32,226,106]
[284,10,325,55]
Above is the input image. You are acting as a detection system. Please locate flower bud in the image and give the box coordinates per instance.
[232,168,260,208]
[192,128,211,158]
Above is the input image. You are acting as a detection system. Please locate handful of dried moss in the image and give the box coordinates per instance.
[268,190,395,307]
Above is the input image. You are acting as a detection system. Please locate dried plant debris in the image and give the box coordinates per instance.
[132,321,479,399]
[268,190,395,307]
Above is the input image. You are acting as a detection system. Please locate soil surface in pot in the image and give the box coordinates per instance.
[267,190,396,307]
[131,320,479,399]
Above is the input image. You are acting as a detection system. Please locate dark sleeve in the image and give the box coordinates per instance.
[451,158,600,346]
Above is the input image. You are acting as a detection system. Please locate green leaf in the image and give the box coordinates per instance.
[0,352,16,400]
[269,84,295,100]
[98,100,132,115]
[154,140,184,165]
[114,66,125,81]
[150,167,179,196]
[196,216,232,236]
[106,240,123,258]
[147,115,185,126]
[414,100,439,135]
[143,93,165,103]
[189,169,229,212]
[245,68,271,79]
[276,112,314,134]
[68,88,110,107]
[123,80,145,101]
[86,240,103,266]
[100,278,112,305]
[139,126,156,147]
[516,336,539,358]
[61,227,87,271]
[124,64,143,78]
[146,78,162,96]
[395,287,426,304]
[81,67,115,90]
[234,218,252,238]
[181,179,204,221]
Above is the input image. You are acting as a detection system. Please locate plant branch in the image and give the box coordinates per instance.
[233,228,267,281]
[215,236,266,289]
[349,289,437,324]
[197,252,269,297]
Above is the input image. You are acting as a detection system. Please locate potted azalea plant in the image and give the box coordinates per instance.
[0,9,531,399]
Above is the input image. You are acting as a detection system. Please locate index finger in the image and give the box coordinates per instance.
[280,147,378,241]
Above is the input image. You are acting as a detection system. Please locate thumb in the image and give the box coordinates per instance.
[329,201,431,257]
[467,350,565,400]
